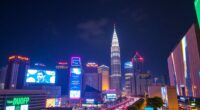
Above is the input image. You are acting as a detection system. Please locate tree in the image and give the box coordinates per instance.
[147,97,163,110]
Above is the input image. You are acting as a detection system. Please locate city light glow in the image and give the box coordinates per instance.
[8,55,29,61]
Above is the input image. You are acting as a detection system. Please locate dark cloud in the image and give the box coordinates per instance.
[77,18,109,45]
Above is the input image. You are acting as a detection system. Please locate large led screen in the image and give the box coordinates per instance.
[26,69,55,84]
[69,68,81,99]
[124,61,133,69]
[195,0,200,28]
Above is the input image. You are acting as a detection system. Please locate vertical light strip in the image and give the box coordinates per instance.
[181,36,187,78]
[171,52,179,95]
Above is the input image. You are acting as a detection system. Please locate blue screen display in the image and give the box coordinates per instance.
[69,68,81,99]
[124,61,133,69]
[26,69,55,84]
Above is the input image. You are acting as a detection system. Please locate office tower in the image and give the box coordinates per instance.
[5,55,30,89]
[124,61,133,96]
[195,0,200,28]
[168,24,200,98]
[98,65,109,91]
[69,57,82,99]
[83,62,101,92]
[0,66,7,89]
[56,61,69,96]
[132,52,144,96]
[110,25,122,93]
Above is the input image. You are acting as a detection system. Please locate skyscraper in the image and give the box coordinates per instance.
[5,55,30,89]
[124,61,133,96]
[83,62,101,91]
[110,25,122,93]
[168,24,200,98]
[56,61,69,96]
[132,52,144,96]
[0,66,7,89]
[98,65,110,91]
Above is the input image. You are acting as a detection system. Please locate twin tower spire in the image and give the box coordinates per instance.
[110,24,122,94]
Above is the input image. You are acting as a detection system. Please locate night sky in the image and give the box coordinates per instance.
[0,0,197,77]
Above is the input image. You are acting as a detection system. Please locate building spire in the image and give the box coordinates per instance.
[112,24,119,47]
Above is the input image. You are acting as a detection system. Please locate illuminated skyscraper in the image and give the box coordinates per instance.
[168,24,200,98]
[5,55,30,89]
[98,65,109,91]
[124,61,133,96]
[132,52,144,96]
[83,62,101,91]
[56,61,69,96]
[110,25,122,93]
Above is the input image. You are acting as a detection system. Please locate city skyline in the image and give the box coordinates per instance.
[0,0,197,78]
[0,0,200,109]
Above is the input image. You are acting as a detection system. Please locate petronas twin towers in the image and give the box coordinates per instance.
[110,25,122,93]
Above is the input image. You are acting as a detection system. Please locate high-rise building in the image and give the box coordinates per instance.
[0,66,7,89]
[5,55,30,89]
[83,62,101,92]
[110,25,122,94]
[56,61,69,96]
[132,52,144,96]
[69,57,82,99]
[168,24,200,98]
[98,65,109,91]
[195,0,200,28]
[124,61,133,96]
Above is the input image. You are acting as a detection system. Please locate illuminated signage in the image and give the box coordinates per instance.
[35,63,46,67]
[71,57,81,66]
[5,97,30,110]
[195,0,200,28]
[69,68,82,99]
[124,61,133,69]
[86,62,98,67]
[46,98,61,108]
[58,62,68,65]
[8,56,29,61]
[86,99,95,104]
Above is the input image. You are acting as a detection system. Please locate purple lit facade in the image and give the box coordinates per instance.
[168,24,200,98]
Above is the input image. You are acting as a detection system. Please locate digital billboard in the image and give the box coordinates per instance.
[71,57,81,66]
[46,98,61,108]
[5,96,30,110]
[195,0,200,28]
[26,69,55,84]
[69,68,82,99]
[124,61,133,69]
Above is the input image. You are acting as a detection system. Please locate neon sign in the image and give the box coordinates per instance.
[71,57,81,66]
[5,97,30,110]
[86,62,98,67]
[8,56,29,61]
[6,97,30,106]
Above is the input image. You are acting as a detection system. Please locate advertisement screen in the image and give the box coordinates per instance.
[69,68,82,99]
[46,98,61,108]
[106,94,117,99]
[26,69,55,84]
[124,61,133,69]
[195,0,200,28]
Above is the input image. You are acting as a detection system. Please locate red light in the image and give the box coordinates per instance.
[58,62,68,65]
